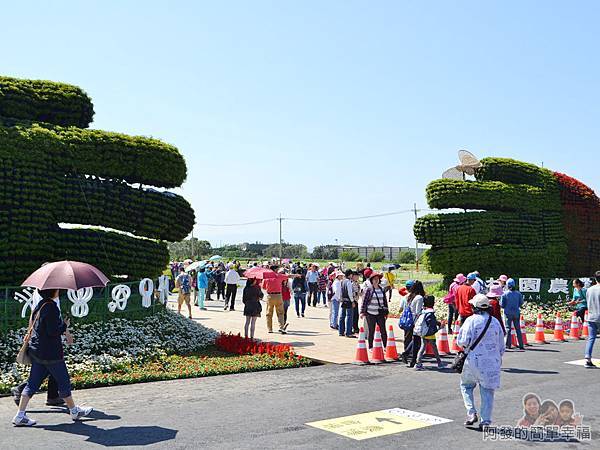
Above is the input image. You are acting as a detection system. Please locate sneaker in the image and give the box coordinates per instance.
[401,353,408,365]
[12,413,36,427]
[230,308,235,311]
[301,313,305,317]
[46,397,66,406]
[11,387,21,406]
[71,406,93,421]
[464,414,479,426]
[479,422,491,431]
[268,330,274,334]
[437,362,447,369]
[414,363,424,370]
[282,322,289,331]
[200,307,208,311]
[297,314,301,318]
[223,306,228,311]
[584,359,596,368]
[279,329,287,334]
[346,335,357,338]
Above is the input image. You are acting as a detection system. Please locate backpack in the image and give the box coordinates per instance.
[398,303,414,330]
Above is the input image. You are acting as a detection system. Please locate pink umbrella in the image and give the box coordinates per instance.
[243,267,278,280]
[21,261,110,290]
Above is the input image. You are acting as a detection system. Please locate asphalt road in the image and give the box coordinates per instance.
[0,339,598,449]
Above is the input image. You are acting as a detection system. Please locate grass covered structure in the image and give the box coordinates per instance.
[415,157,600,279]
[0,75,194,284]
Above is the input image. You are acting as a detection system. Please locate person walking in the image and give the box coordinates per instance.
[360,272,388,349]
[338,270,356,338]
[175,267,192,319]
[242,278,263,339]
[12,289,92,426]
[363,263,373,282]
[306,265,319,306]
[445,273,466,334]
[456,273,477,324]
[292,268,307,318]
[384,267,396,301]
[414,296,445,369]
[458,294,505,430]
[569,278,588,323]
[351,270,361,334]
[317,269,328,307]
[583,270,600,368]
[215,264,226,301]
[205,265,215,300]
[224,265,241,311]
[399,280,425,366]
[262,271,288,334]
[330,271,345,329]
[282,274,292,324]
[197,268,208,310]
[500,278,524,350]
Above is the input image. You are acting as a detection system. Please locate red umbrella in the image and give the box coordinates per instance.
[21,261,110,290]
[243,267,278,280]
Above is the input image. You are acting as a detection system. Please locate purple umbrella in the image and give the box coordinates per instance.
[21,261,110,290]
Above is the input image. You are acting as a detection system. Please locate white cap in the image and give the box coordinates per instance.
[469,293,490,309]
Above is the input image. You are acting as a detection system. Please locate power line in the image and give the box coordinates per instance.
[196,218,277,227]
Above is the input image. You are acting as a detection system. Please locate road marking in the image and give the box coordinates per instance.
[565,358,600,367]
[306,408,452,441]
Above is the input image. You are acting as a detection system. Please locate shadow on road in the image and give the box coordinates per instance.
[38,422,178,447]
[502,368,559,375]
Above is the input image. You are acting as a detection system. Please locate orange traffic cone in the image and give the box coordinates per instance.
[568,312,581,340]
[511,324,519,347]
[353,327,370,365]
[385,325,400,362]
[520,315,530,346]
[424,340,435,356]
[451,320,462,352]
[534,314,547,344]
[371,324,386,364]
[437,327,451,355]
[582,311,589,338]
[553,314,565,342]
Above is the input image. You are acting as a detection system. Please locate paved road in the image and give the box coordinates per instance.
[0,339,597,449]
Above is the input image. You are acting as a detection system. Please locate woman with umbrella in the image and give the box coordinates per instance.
[12,261,107,426]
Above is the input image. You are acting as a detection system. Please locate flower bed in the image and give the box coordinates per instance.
[0,310,312,394]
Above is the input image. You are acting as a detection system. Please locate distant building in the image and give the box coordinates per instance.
[337,245,426,261]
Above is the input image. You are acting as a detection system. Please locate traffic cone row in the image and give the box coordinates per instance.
[582,311,589,338]
[385,325,400,362]
[353,327,369,365]
[534,313,547,344]
[553,314,566,342]
[568,312,581,340]
[371,325,386,363]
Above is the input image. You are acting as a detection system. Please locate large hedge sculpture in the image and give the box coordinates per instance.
[414,157,600,279]
[0,75,195,285]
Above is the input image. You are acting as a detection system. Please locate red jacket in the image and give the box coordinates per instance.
[455,284,476,318]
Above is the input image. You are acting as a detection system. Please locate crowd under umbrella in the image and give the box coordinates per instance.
[243,267,278,280]
[21,260,110,290]
[185,260,208,272]
[209,255,223,261]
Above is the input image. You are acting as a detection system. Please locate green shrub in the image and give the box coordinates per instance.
[368,251,385,262]
[339,251,359,261]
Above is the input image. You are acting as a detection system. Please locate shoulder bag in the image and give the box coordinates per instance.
[451,314,493,374]
[16,301,52,366]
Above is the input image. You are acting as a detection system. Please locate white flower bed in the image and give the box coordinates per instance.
[0,310,218,387]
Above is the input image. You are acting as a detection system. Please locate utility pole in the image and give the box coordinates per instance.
[191,230,195,259]
[278,214,283,261]
[414,203,419,272]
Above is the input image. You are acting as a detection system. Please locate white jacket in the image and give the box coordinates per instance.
[457,312,505,390]
[224,269,240,284]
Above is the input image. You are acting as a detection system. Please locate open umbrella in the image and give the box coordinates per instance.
[21,261,110,290]
[209,255,223,261]
[185,260,207,272]
[243,267,278,280]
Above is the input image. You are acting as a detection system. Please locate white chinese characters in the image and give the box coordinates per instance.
[109,285,131,312]
[139,278,154,308]
[548,278,569,294]
[67,288,94,318]
[519,278,541,293]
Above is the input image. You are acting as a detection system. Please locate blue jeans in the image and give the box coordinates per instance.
[317,291,327,305]
[330,299,339,328]
[23,359,72,399]
[505,314,523,348]
[294,292,306,316]
[338,304,354,336]
[460,382,495,424]
[585,321,599,359]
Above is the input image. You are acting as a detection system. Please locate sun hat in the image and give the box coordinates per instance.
[405,279,415,289]
[467,272,478,281]
[498,274,508,282]
[335,271,345,278]
[486,282,504,298]
[507,278,516,288]
[469,294,490,309]
[369,272,383,281]
[398,287,408,296]
[454,273,467,284]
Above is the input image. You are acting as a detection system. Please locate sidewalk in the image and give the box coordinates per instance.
[167,290,403,364]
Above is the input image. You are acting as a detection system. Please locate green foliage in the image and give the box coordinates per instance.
[339,251,359,261]
[368,251,385,262]
[395,250,415,264]
[311,245,339,260]
[0,75,94,127]
[263,243,308,259]
[168,239,212,260]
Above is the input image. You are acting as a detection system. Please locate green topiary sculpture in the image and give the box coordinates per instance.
[0,76,195,285]
[414,157,600,279]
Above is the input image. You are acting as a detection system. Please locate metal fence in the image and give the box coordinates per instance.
[0,281,163,332]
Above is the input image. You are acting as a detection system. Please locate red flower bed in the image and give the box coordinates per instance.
[215,332,297,358]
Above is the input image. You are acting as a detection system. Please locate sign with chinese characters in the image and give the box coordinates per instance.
[306,408,452,441]
[511,278,581,303]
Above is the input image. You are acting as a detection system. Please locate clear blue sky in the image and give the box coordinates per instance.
[4,1,600,249]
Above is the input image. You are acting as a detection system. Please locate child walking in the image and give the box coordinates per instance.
[415,296,446,370]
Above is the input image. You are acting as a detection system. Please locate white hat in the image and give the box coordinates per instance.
[469,294,490,309]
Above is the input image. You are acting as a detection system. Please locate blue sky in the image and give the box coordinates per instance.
[4,1,600,249]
